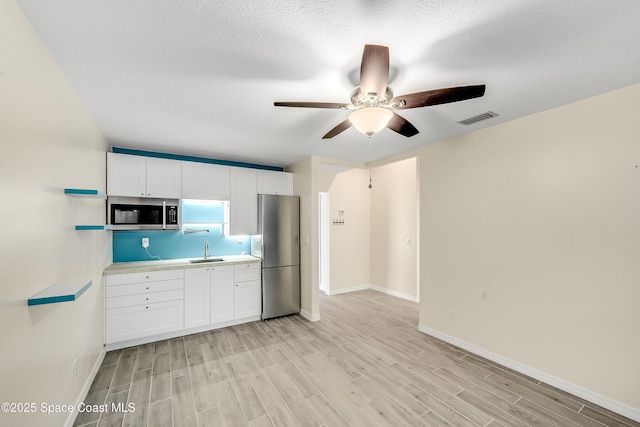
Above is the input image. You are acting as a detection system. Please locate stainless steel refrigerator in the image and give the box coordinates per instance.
[251,194,300,320]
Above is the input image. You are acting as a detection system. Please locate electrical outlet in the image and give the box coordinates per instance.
[72,359,78,379]
[142,238,149,248]
[449,309,457,321]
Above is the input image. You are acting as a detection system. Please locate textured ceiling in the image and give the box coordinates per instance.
[15,0,640,167]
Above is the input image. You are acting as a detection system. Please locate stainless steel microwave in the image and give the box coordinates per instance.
[107,196,180,230]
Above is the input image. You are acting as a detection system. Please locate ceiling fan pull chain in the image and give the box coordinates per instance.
[368,136,373,189]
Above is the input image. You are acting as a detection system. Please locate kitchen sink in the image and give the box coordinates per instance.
[189,258,224,264]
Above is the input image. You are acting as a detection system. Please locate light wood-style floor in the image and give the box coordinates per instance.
[75,290,639,427]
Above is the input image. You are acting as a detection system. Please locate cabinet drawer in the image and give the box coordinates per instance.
[106,279,184,298]
[106,289,184,309]
[106,300,184,344]
[105,269,184,286]
[234,263,261,282]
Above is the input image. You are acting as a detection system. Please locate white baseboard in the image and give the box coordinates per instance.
[326,284,419,302]
[65,347,106,427]
[418,325,640,423]
[369,285,419,302]
[300,309,320,322]
[326,284,370,296]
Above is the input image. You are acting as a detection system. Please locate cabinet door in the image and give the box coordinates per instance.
[182,161,230,200]
[234,280,261,319]
[146,157,182,198]
[106,300,184,344]
[107,152,146,197]
[184,268,211,329]
[257,170,293,195]
[211,266,234,323]
[229,168,257,235]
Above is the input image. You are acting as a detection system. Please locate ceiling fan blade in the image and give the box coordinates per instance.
[322,119,352,139]
[391,84,486,110]
[387,112,419,137]
[360,44,389,101]
[274,101,351,109]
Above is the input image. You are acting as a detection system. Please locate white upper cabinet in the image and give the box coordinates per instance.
[107,153,182,198]
[107,153,294,208]
[229,167,257,235]
[146,157,182,198]
[107,153,146,197]
[257,170,293,195]
[182,161,230,200]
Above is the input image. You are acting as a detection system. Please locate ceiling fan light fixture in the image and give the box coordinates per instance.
[348,107,393,136]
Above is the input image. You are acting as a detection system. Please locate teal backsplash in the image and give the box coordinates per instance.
[113,230,250,262]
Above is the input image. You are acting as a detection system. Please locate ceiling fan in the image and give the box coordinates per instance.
[274,44,486,139]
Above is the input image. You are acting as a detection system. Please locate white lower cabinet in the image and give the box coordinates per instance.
[106,300,184,343]
[234,263,262,318]
[105,270,185,344]
[234,280,261,318]
[185,264,258,325]
[105,262,262,348]
[211,265,235,323]
[184,267,211,329]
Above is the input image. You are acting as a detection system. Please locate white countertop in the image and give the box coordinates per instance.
[104,254,261,275]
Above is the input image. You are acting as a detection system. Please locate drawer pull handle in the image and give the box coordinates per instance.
[146,287,149,290]
[146,298,149,301]
[145,306,149,309]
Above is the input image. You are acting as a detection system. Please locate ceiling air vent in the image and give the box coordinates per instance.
[457,111,499,126]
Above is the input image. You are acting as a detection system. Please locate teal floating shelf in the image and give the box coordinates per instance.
[75,225,113,231]
[28,280,92,306]
[65,188,110,229]
[64,188,107,199]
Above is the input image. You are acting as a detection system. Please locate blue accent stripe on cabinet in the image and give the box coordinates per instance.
[111,147,283,171]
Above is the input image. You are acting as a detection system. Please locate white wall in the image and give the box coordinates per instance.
[312,158,419,299]
[288,157,369,319]
[419,83,640,415]
[370,157,418,300]
[327,168,371,292]
[0,2,110,426]
[287,157,320,320]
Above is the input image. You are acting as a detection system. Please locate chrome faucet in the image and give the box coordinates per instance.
[204,241,211,259]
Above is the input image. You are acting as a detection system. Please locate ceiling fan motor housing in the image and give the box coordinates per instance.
[350,86,394,108]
